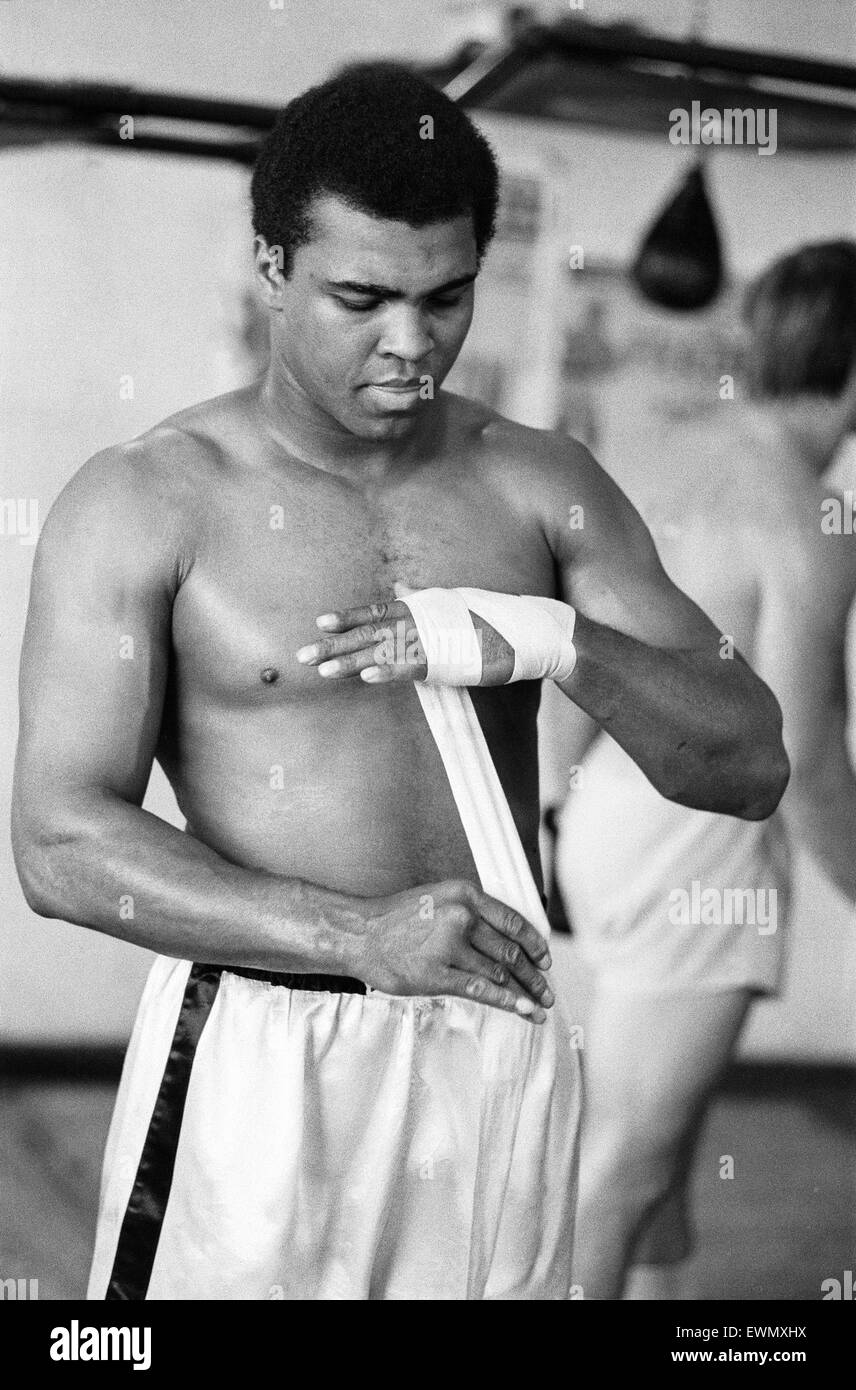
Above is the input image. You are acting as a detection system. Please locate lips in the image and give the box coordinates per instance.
[363,381,423,411]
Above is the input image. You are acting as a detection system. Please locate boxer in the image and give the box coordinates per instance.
[12,62,788,1300]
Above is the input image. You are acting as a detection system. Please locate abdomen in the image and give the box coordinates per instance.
[171,682,541,898]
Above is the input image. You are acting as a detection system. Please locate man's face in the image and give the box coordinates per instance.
[263,194,478,440]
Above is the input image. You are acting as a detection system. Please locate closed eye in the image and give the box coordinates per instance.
[335,296,379,312]
[334,293,467,313]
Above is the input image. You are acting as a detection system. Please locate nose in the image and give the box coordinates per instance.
[376,304,433,364]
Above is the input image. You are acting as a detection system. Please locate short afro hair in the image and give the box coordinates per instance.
[251,61,500,279]
[743,240,856,399]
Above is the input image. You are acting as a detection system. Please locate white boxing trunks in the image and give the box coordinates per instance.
[556,732,791,997]
[88,676,581,1300]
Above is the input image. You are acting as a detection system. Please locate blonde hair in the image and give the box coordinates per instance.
[743,241,856,400]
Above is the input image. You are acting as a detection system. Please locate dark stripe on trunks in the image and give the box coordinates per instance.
[105,963,366,1299]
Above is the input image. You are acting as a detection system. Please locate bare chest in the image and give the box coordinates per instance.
[170,465,554,707]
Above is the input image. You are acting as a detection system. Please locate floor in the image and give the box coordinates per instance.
[2,1070,853,1300]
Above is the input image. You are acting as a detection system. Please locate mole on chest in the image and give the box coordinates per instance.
[176,502,535,703]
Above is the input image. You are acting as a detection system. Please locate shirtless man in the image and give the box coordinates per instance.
[11,62,788,1301]
[545,240,856,1299]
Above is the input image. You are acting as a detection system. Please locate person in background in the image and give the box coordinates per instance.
[542,240,856,1299]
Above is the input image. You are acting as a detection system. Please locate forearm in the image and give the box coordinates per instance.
[557,612,789,817]
[17,791,368,973]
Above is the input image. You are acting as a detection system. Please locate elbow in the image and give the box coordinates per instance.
[11,810,75,919]
[737,764,789,819]
[658,678,790,819]
[21,885,59,919]
[12,838,61,918]
[14,858,59,918]
[660,736,790,821]
[730,685,791,820]
[732,739,791,821]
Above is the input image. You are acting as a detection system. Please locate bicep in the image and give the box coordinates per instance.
[15,459,176,824]
[555,453,722,650]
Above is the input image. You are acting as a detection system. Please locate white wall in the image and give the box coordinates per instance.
[2,1,854,1050]
[0,148,251,1040]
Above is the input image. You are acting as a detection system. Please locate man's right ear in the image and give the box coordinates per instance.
[253,236,287,309]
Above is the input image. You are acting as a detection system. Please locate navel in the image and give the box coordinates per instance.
[260,666,279,685]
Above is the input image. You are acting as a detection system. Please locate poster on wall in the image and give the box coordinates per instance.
[448,153,748,473]
[552,260,746,471]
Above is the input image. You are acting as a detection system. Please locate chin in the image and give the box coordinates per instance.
[347,404,422,438]
[363,415,417,439]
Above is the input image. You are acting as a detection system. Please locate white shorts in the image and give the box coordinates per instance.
[89,677,582,1300]
[556,735,791,998]
[87,956,580,1300]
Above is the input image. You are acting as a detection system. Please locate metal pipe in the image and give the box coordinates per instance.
[0,77,277,128]
[544,20,856,91]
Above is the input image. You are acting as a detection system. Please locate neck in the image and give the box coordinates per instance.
[255,355,443,483]
[744,394,850,475]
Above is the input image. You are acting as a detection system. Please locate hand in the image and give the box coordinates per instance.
[356,879,554,1022]
[295,582,515,686]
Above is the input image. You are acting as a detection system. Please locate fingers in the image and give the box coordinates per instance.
[474,890,552,971]
[299,621,392,662]
[301,644,389,682]
[305,637,425,684]
[453,942,552,1014]
[296,603,427,683]
[442,966,547,1023]
[313,599,407,633]
[466,922,554,1009]
[441,885,552,1018]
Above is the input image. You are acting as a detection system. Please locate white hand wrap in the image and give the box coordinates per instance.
[398,588,483,684]
[402,586,577,686]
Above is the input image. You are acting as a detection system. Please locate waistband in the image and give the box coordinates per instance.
[199,964,367,994]
[196,886,549,997]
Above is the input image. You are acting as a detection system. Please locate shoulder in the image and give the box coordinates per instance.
[37,394,234,585]
[459,399,653,562]
[52,386,245,512]
[452,395,608,500]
